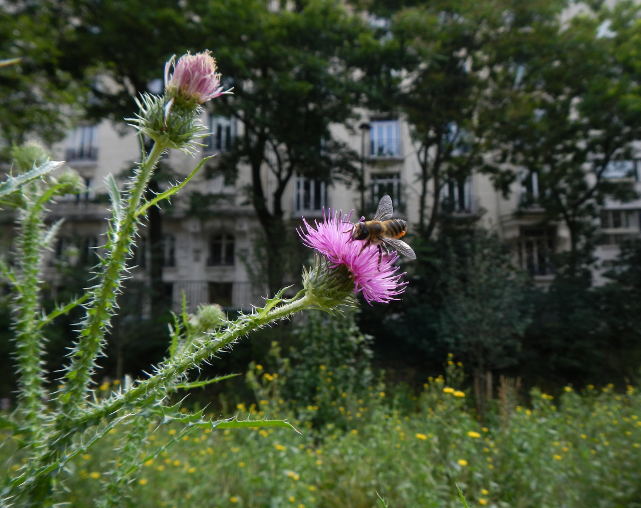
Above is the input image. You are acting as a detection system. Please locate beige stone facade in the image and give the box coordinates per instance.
[3,109,638,310]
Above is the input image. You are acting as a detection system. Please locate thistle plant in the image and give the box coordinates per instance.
[0,51,406,507]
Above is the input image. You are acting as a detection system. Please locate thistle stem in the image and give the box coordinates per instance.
[78,292,314,427]
[13,198,48,447]
[59,141,166,415]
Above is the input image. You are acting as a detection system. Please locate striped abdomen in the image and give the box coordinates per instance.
[381,219,407,239]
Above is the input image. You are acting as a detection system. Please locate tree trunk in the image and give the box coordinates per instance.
[264,218,288,294]
[418,149,429,233]
[247,138,290,294]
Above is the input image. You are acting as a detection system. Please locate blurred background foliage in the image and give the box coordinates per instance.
[2,0,641,403]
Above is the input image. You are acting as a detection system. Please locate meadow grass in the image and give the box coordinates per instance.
[4,364,639,507]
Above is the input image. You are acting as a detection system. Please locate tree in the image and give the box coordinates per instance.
[361,0,552,239]
[439,229,531,415]
[0,2,85,151]
[390,1,488,238]
[196,0,366,292]
[36,0,202,315]
[482,0,641,276]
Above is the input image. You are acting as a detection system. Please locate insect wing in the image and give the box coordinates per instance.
[373,194,394,221]
[382,237,416,260]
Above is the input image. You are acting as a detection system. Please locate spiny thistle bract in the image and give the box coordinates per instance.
[0,50,408,507]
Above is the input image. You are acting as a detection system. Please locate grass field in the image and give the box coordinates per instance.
[5,360,640,508]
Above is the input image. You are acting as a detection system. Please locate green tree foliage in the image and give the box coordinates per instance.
[32,0,204,315]
[387,0,493,237]
[361,0,561,237]
[288,310,374,409]
[482,0,641,276]
[438,230,531,412]
[0,2,85,150]
[520,240,641,388]
[193,0,368,292]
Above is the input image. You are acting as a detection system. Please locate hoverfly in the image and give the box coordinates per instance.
[352,194,416,263]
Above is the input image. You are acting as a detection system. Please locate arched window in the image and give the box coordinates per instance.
[207,234,234,266]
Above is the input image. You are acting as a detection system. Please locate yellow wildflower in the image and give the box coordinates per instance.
[415,433,428,440]
[89,472,101,479]
[457,459,468,467]
[467,431,481,439]
[285,470,300,481]
[274,443,286,451]
[453,391,465,398]
[230,496,239,503]
[138,478,148,485]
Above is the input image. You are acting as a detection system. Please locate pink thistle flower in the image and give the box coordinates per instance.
[164,51,233,105]
[299,209,408,305]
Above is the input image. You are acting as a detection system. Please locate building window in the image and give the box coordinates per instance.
[79,236,98,266]
[208,282,233,307]
[295,175,327,212]
[53,236,73,264]
[517,227,555,277]
[207,234,235,266]
[521,170,541,204]
[133,237,147,269]
[65,125,98,161]
[600,209,638,230]
[371,173,401,208]
[163,282,174,306]
[204,115,235,153]
[76,177,95,203]
[370,120,401,158]
[600,209,641,245]
[163,235,176,267]
[442,178,471,214]
[603,160,638,180]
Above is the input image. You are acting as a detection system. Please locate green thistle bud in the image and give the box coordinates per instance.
[127,93,205,152]
[189,304,226,334]
[302,255,356,311]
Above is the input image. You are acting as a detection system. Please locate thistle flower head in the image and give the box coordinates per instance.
[164,51,233,106]
[299,209,408,305]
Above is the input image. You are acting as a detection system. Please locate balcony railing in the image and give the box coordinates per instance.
[165,280,265,312]
[65,147,99,162]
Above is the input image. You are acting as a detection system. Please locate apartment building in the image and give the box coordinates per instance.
[2,110,638,311]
